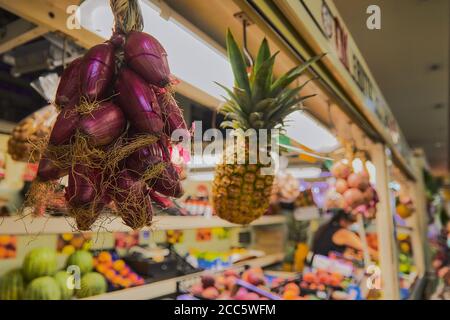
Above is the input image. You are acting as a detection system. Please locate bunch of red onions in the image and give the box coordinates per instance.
[328,160,378,219]
[28,2,188,231]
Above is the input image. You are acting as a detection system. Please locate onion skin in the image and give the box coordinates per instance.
[66,165,103,207]
[80,42,115,101]
[155,89,188,138]
[79,101,126,146]
[149,190,173,209]
[149,140,183,198]
[37,155,68,182]
[55,57,82,108]
[111,170,153,229]
[49,105,80,146]
[115,68,164,134]
[124,31,171,88]
[126,142,163,175]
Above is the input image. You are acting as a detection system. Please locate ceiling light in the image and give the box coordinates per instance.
[284,111,340,153]
[77,0,234,101]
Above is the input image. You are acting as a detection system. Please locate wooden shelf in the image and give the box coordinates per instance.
[0,215,287,235]
[83,253,284,300]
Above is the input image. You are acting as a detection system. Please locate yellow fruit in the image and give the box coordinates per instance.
[212,33,320,225]
[62,245,76,256]
[213,156,274,224]
[62,233,74,242]
[0,236,11,245]
[396,204,411,219]
[113,260,126,271]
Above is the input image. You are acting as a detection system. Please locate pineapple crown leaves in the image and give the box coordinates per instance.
[217,30,325,131]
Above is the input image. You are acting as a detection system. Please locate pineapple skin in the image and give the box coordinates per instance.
[213,162,274,225]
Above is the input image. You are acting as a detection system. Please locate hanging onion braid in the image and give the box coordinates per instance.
[110,0,144,33]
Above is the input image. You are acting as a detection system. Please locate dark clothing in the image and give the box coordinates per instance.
[312,222,347,257]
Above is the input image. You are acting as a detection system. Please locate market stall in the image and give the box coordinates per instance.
[0,0,432,301]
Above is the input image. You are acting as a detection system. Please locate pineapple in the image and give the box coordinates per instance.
[213,30,323,224]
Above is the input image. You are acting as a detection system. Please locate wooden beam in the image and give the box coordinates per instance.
[0,0,102,49]
[372,143,400,299]
[0,19,48,54]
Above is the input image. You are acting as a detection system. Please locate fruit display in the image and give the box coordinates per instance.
[25,0,188,231]
[76,272,108,298]
[22,247,58,281]
[93,251,145,289]
[24,276,61,300]
[327,160,378,219]
[212,31,323,225]
[0,269,25,300]
[7,105,56,163]
[186,248,264,270]
[182,267,276,300]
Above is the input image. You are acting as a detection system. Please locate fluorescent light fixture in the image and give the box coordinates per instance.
[284,111,340,153]
[286,167,322,179]
[77,0,233,101]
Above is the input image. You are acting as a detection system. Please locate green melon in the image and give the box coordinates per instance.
[22,247,58,281]
[54,271,74,300]
[24,276,61,300]
[76,272,107,299]
[0,269,25,300]
[66,250,93,274]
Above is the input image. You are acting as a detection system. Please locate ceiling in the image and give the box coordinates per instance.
[334,0,449,177]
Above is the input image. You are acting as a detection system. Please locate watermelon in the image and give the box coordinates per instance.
[0,269,25,300]
[24,276,61,300]
[22,247,58,281]
[76,272,107,298]
[54,271,74,300]
[66,250,94,274]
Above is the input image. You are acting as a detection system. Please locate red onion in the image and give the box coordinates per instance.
[66,164,103,207]
[37,155,68,182]
[55,57,82,108]
[115,68,164,134]
[79,101,126,146]
[49,105,80,146]
[110,170,153,229]
[155,90,187,137]
[80,42,115,101]
[124,31,171,87]
[125,142,163,175]
[149,140,183,198]
[149,190,174,209]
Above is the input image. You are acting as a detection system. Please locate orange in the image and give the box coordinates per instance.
[120,268,130,277]
[283,290,298,300]
[0,236,11,245]
[284,283,300,295]
[98,251,112,263]
[113,259,126,271]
